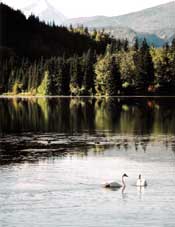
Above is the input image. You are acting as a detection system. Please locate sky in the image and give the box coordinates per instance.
[1,0,174,18]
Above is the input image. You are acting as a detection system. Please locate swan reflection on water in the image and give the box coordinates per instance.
[103,183,128,201]
[137,184,146,201]
[121,186,128,201]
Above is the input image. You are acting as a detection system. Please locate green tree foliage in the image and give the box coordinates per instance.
[151,45,175,94]
[82,49,96,95]
[0,3,113,59]
[70,56,83,95]
[133,39,154,93]
[133,38,139,51]
[1,3,175,96]
[106,56,121,96]
[171,38,175,51]
[95,55,109,96]
[95,54,121,96]
[116,50,136,93]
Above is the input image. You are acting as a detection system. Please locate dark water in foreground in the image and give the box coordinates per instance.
[0,97,175,227]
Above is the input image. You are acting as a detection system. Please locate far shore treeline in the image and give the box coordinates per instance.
[1,3,175,96]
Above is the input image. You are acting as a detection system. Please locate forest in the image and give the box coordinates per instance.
[0,3,175,96]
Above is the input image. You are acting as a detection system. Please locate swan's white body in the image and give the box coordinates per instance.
[104,174,128,188]
[136,176,147,187]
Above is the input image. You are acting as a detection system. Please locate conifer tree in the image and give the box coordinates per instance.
[83,49,96,95]
[156,49,172,93]
[134,38,139,51]
[134,39,154,93]
[106,56,121,96]
[123,39,129,52]
[171,38,175,51]
[70,56,83,95]
[62,58,70,95]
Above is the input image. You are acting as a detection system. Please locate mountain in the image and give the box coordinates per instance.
[65,1,175,46]
[23,0,66,24]
[21,1,175,46]
[99,26,165,46]
[101,26,137,43]
[66,1,175,32]
[112,1,175,33]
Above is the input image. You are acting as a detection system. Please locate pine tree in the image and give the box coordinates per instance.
[156,50,172,93]
[140,38,149,52]
[106,56,121,96]
[163,42,169,51]
[134,39,154,93]
[56,57,70,96]
[123,39,129,52]
[116,39,122,51]
[62,58,70,95]
[70,56,83,95]
[171,38,175,51]
[83,49,96,95]
[21,58,29,91]
[46,57,57,95]
[134,38,139,51]
[54,57,63,95]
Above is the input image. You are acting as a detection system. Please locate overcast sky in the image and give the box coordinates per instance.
[1,0,173,18]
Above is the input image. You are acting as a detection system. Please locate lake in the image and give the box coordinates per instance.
[0,97,175,227]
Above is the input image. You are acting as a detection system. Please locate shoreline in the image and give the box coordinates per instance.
[1,95,175,99]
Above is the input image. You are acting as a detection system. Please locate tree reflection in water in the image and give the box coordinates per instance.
[1,97,175,164]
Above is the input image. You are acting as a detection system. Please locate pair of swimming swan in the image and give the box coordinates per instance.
[104,173,147,188]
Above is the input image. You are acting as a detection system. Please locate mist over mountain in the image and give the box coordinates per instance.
[23,0,66,24]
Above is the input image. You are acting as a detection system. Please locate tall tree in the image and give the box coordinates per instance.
[70,56,83,95]
[106,56,121,96]
[83,49,96,95]
[133,38,139,51]
[134,39,154,93]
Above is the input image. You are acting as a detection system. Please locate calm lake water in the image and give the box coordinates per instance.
[1,97,175,227]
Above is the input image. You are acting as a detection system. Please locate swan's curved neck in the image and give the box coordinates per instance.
[122,176,126,187]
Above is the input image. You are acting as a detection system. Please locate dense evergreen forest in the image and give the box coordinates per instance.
[0,3,175,96]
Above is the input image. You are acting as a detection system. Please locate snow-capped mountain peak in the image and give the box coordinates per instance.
[23,0,66,24]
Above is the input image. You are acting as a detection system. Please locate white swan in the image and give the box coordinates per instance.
[136,174,147,187]
[104,173,128,188]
